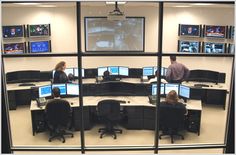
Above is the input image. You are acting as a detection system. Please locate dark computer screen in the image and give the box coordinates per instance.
[3,43,25,54]
[66,83,79,95]
[165,83,179,95]
[205,25,226,38]
[29,41,51,53]
[28,24,50,37]
[203,42,225,53]
[178,40,200,53]
[188,70,219,83]
[179,24,201,37]
[52,84,67,95]
[108,66,119,75]
[179,85,190,98]
[2,25,24,38]
[7,70,40,83]
[39,85,52,98]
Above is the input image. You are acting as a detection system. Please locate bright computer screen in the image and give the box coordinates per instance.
[153,67,157,75]
[108,66,119,75]
[2,25,24,38]
[228,44,235,54]
[74,68,85,77]
[39,85,52,98]
[3,43,25,54]
[204,42,225,53]
[52,84,66,95]
[29,24,50,37]
[160,83,165,95]
[98,67,108,76]
[119,67,129,76]
[178,40,200,53]
[67,83,79,95]
[205,25,226,38]
[64,68,74,76]
[143,67,153,76]
[85,17,144,51]
[152,83,165,95]
[165,83,179,95]
[179,85,190,98]
[179,24,200,37]
[29,41,50,53]
[161,67,167,76]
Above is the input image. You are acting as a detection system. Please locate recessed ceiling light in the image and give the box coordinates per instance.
[191,3,214,6]
[174,6,192,8]
[38,5,57,8]
[14,3,40,5]
[106,1,126,5]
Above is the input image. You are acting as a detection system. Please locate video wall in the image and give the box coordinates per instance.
[2,24,51,54]
[178,24,234,54]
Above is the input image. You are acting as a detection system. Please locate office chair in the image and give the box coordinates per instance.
[97,100,122,139]
[159,102,186,143]
[45,99,73,143]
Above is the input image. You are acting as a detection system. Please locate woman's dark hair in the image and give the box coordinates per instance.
[52,87,60,98]
[165,90,178,104]
[55,61,66,71]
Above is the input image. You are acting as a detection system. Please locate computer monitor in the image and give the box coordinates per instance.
[143,67,154,76]
[108,66,119,75]
[66,83,79,96]
[52,84,66,95]
[153,67,157,75]
[64,68,74,76]
[119,67,129,76]
[179,85,190,99]
[98,67,108,76]
[74,68,85,77]
[152,83,165,95]
[39,85,52,98]
[161,67,167,76]
[165,83,179,95]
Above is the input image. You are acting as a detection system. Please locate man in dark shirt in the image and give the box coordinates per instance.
[166,56,190,83]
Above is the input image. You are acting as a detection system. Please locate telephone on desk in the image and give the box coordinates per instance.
[36,98,47,107]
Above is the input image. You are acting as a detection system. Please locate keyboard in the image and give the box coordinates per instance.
[194,84,209,87]
[19,83,36,86]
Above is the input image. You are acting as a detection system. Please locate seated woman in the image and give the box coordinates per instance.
[160,90,187,115]
[53,61,68,84]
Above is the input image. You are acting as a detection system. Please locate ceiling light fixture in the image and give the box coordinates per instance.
[14,3,40,5]
[191,3,214,6]
[174,6,192,8]
[106,1,126,5]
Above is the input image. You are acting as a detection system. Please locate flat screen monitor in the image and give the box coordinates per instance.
[108,66,119,75]
[39,85,52,98]
[52,84,66,95]
[178,40,200,53]
[153,67,157,75]
[98,67,108,76]
[203,42,225,53]
[2,25,24,38]
[29,41,51,53]
[179,24,201,37]
[179,85,190,98]
[152,83,165,95]
[161,67,167,76]
[28,24,50,37]
[143,67,154,76]
[3,42,25,54]
[66,83,79,95]
[228,44,235,54]
[85,17,144,52]
[64,68,74,76]
[119,67,129,76]
[165,83,179,95]
[229,26,234,39]
[74,68,85,77]
[204,25,226,38]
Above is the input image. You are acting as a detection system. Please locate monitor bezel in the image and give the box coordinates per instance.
[179,85,190,99]
[202,42,226,54]
[2,25,25,39]
[178,40,201,53]
[27,24,51,37]
[28,40,51,53]
[204,25,227,39]
[178,24,201,37]
[39,85,52,98]
[3,42,26,54]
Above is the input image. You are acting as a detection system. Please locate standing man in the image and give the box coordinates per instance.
[166,56,190,83]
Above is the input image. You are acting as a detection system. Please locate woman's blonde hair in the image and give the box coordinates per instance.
[55,61,66,71]
[165,90,179,104]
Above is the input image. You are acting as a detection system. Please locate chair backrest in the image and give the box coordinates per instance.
[159,102,186,129]
[97,100,120,119]
[45,99,71,127]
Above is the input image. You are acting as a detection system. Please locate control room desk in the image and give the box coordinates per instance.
[30,96,202,136]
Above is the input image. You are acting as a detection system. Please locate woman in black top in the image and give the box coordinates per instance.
[53,61,68,83]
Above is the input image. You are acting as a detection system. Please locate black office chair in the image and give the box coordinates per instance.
[159,102,186,143]
[97,100,122,139]
[45,99,73,143]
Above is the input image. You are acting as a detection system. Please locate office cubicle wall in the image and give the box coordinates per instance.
[1,1,234,154]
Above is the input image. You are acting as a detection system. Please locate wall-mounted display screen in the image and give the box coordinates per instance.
[229,26,234,39]
[203,42,225,53]
[228,44,235,54]
[178,40,200,53]
[3,42,25,54]
[85,17,144,52]
[28,24,50,37]
[29,41,51,53]
[179,24,201,37]
[2,25,24,38]
[204,25,226,38]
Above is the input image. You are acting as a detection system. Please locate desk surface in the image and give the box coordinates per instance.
[182,81,228,90]
[7,81,51,91]
[30,96,202,111]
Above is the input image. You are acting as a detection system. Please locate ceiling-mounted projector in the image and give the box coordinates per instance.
[107,1,126,21]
